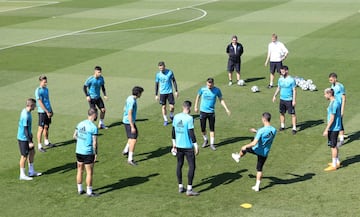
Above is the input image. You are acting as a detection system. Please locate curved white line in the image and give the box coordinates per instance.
[77,7,207,35]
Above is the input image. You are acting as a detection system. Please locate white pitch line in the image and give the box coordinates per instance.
[0,1,59,13]
[0,0,218,51]
[77,7,207,35]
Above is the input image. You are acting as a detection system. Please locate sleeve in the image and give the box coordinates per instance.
[83,85,89,96]
[172,127,176,139]
[172,74,178,92]
[188,129,196,143]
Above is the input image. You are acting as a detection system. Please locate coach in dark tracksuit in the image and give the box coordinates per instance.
[226,35,244,86]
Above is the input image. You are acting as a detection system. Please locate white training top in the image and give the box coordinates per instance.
[268,41,288,62]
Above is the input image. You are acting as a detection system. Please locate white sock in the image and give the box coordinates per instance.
[202,135,208,141]
[210,137,215,145]
[38,143,42,149]
[28,163,34,173]
[336,157,340,164]
[270,81,273,86]
[100,119,104,125]
[187,185,192,191]
[44,139,49,145]
[255,180,261,188]
[339,135,344,142]
[20,167,26,177]
[178,184,183,189]
[77,184,83,192]
[163,115,168,121]
[332,158,337,168]
[293,126,297,131]
[123,144,129,153]
[281,123,285,128]
[86,186,92,195]
[128,152,134,161]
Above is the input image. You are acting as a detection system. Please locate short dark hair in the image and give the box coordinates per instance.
[207,77,214,83]
[158,61,165,66]
[88,108,98,116]
[262,112,271,122]
[280,65,289,70]
[39,75,47,81]
[26,98,36,106]
[132,86,144,97]
[183,100,192,109]
[94,66,102,71]
[329,72,337,78]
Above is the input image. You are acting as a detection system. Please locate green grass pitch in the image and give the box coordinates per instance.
[0,0,360,216]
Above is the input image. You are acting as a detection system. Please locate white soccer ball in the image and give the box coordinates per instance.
[307,79,313,84]
[309,84,317,91]
[251,85,259,92]
[237,79,245,86]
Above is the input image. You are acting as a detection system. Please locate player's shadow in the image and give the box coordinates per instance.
[297,119,324,132]
[244,77,265,83]
[43,162,76,175]
[340,154,360,168]
[107,118,148,129]
[193,169,248,193]
[94,173,159,195]
[343,130,360,145]
[136,146,170,162]
[216,136,253,148]
[249,172,315,191]
[53,139,76,148]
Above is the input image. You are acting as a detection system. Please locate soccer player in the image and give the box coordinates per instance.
[323,88,342,171]
[35,75,54,152]
[194,77,231,151]
[272,65,297,134]
[121,86,144,166]
[231,112,277,192]
[83,66,108,129]
[155,61,178,126]
[73,108,99,196]
[328,72,346,145]
[226,35,244,86]
[172,100,199,196]
[264,33,289,88]
[17,98,42,181]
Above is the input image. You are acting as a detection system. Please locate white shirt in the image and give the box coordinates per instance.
[268,41,288,62]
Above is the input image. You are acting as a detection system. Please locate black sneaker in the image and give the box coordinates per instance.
[122,151,128,157]
[87,192,99,197]
[78,190,86,195]
[178,187,186,193]
[279,127,285,131]
[38,147,46,153]
[292,129,297,135]
[45,143,55,148]
[128,160,137,166]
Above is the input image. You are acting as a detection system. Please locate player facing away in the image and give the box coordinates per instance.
[172,100,200,196]
[73,108,99,197]
[155,61,178,126]
[226,35,244,86]
[35,75,54,152]
[328,72,346,145]
[232,112,277,192]
[323,88,342,171]
[194,77,231,151]
[17,98,42,181]
[122,86,144,166]
[264,33,289,88]
[83,66,108,129]
[272,65,297,135]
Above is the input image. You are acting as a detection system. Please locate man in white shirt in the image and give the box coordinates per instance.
[264,33,289,88]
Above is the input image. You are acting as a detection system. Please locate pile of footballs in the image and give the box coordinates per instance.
[294,76,317,91]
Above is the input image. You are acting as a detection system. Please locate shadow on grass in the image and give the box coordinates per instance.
[137,146,170,162]
[343,130,360,145]
[94,173,159,195]
[297,119,324,132]
[107,118,149,129]
[193,169,248,193]
[249,172,315,191]
[244,77,265,83]
[53,139,76,148]
[341,154,360,168]
[216,136,253,148]
[43,162,76,175]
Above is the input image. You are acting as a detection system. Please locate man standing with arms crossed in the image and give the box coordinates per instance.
[172,100,199,196]
[35,75,54,152]
[226,35,244,86]
[265,33,289,88]
[84,66,108,129]
[73,108,99,196]
[155,61,178,126]
[194,78,231,151]
[272,66,297,135]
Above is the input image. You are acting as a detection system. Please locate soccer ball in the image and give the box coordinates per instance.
[237,80,245,86]
[251,86,259,93]
[309,84,317,91]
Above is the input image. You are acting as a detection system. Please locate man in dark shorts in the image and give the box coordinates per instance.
[226,35,244,86]
[84,66,108,129]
